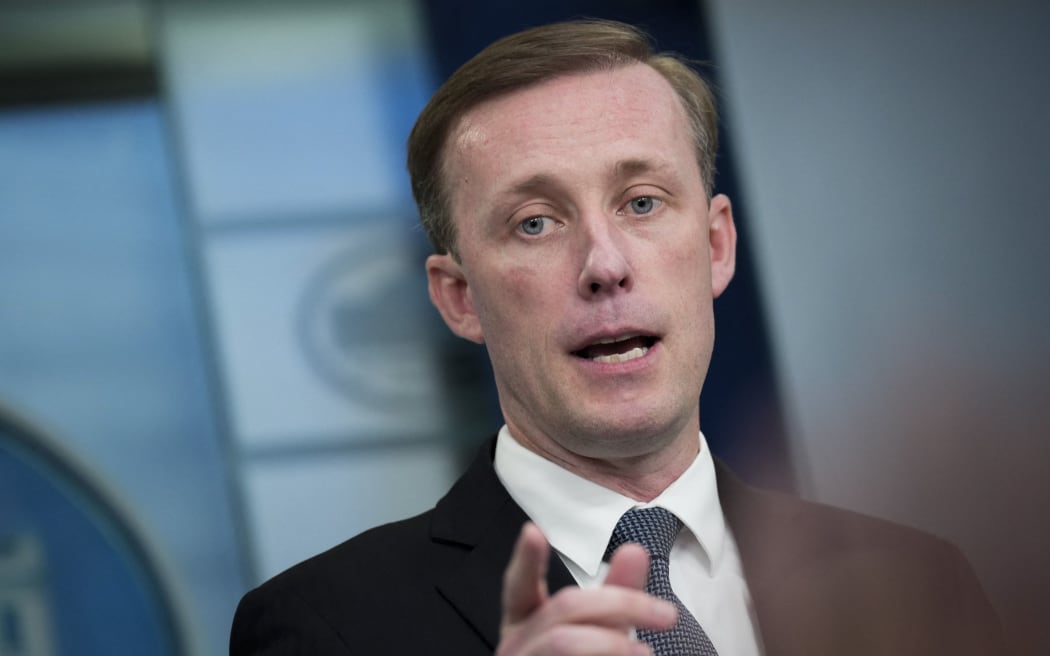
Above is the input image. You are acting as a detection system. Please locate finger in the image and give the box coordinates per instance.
[518,624,655,656]
[502,522,551,625]
[603,543,649,591]
[601,545,676,630]
[536,586,677,633]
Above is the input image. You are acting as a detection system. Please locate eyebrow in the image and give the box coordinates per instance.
[503,158,676,198]
[506,173,560,198]
[613,157,675,180]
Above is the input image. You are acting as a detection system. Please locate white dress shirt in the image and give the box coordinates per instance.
[494,426,764,656]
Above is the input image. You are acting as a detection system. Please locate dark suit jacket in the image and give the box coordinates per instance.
[230,438,1007,655]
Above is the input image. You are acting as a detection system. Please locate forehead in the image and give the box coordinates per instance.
[444,63,695,197]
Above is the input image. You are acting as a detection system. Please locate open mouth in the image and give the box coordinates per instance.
[572,335,657,364]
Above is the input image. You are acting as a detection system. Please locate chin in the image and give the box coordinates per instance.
[569,411,684,459]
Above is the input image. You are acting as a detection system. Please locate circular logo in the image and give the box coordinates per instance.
[296,236,437,407]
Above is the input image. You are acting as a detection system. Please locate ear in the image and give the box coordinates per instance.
[707,193,737,298]
[426,253,485,344]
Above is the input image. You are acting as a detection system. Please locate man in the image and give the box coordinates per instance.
[230,20,1006,655]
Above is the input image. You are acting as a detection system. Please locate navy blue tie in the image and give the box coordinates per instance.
[605,507,719,655]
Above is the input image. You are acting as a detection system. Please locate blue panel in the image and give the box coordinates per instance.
[163,2,433,223]
[0,427,181,656]
[0,100,243,655]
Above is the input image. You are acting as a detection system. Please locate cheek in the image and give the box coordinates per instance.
[662,242,716,337]
[662,233,711,291]
[472,263,555,334]
[495,262,565,311]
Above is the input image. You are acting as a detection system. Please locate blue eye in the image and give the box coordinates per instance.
[628,196,659,215]
[519,216,551,236]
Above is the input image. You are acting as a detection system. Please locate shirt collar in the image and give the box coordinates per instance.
[493,425,727,578]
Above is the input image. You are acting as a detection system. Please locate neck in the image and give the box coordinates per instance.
[506,424,701,502]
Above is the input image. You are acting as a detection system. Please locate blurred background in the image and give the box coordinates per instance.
[0,0,1046,654]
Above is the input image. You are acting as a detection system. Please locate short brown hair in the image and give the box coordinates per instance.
[407,19,719,257]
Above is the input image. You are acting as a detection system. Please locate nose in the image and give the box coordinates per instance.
[577,216,633,298]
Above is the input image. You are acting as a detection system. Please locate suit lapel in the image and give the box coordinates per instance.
[431,438,575,649]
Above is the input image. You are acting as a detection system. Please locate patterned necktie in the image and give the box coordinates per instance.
[605,507,719,655]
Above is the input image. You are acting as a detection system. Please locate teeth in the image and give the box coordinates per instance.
[592,346,648,363]
[594,336,631,345]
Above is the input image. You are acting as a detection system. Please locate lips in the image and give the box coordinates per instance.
[572,334,657,363]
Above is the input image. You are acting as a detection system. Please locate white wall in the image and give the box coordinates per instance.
[707,1,1049,652]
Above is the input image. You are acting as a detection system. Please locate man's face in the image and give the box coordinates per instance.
[427,63,736,464]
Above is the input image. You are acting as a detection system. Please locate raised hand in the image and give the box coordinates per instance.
[496,522,677,655]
